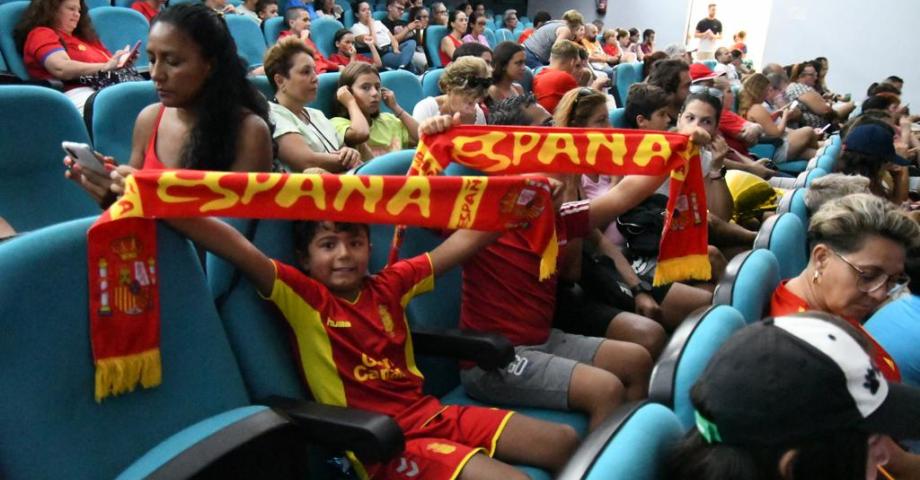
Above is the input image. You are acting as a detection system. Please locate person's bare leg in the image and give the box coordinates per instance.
[658,283,713,330]
[568,363,626,431]
[492,414,579,474]
[0,216,15,239]
[592,339,652,401]
[458,452,531,480]
[605,312,667,357]
[787,126,818,160]
[708,215,756,249]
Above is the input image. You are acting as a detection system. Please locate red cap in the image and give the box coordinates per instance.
[689,63,725,83]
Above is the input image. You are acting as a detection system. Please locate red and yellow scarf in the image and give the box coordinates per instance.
[87,171,555,401]
[398,125,710,285]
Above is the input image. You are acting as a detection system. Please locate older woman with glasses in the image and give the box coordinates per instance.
[770,193,919,382]
[411,56,490,124]
[429,2,448,26]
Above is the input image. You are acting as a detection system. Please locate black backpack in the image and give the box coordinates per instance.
[617,193,668,257]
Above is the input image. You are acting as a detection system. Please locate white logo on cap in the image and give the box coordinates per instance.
[773,317,888,419]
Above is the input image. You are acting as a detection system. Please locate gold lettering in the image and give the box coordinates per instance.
[333,176,384,212]
[354,365,369,381]
[241,173,282,204]
[633,134,672,167]
[274,175,326,209]
[585,132,628,167]
[386,177,431,217]
[157,171,240,212]
[511,131,541,167]
[537,133,579,166]
[453,133,512,172]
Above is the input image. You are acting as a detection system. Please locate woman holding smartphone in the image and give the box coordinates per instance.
[64,3,274,207]
[738,73,820,164]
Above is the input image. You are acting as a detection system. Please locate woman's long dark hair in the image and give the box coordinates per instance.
[667,429,869,480]
[492,41,523,83]
[153,4,271,171]
[14,0,99,52]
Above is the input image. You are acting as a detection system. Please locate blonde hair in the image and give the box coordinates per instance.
[738,73,769,117]
[804,174,871,212]
[809,193,920,253]
[554,87,607,127]
[561,9,583,29]
[550,39,582,61]
[438,56,491,95]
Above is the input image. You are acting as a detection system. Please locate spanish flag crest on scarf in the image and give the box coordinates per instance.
[86,126,709,401]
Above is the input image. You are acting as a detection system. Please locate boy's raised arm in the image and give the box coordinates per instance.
[427,229,501,277]
[166,218,276,297]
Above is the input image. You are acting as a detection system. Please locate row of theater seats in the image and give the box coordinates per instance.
[0,143,832,479]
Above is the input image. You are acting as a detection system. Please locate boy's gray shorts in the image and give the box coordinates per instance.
[459,329,604,410]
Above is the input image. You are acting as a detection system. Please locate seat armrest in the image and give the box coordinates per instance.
[555,401,647,480]
[412,328,515,370]
[263,396,404,463]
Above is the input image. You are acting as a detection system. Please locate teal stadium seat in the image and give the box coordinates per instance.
[713,249,781,324]
[557,402,684,480]
[420,67,444,97]
[307,71,340,117]
[262,16,285,45]
[87,80,159,164]
[113,0,137,7]
[609,107,627,128]
[0,44,7,72]
[225,14,267,69]
[311,16,344,58]
[520,65,533,93]
[380,69,422,115]
[613,62,643,106]
[425,25,448,68]
[753,212,808,279]
[248,74,274,100]
[0,219,269,478]
[0,86,99,231]
[483,28,496,48]
[334,0,354,28]
[0,1,30,79]
[649,305,746,429]
[495,28,513,42]
[372,10,386,21]
[776,187,809,226]
[700,59,717,70]
[86,0,109,9]
[89,7,150,68]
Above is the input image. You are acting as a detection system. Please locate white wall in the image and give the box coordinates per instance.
[762,0,919,108]
[526,0,918,107]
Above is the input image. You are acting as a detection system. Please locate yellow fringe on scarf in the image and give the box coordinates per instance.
[653,254,711,286]
[539,230,558,281]
[95,348,162,402]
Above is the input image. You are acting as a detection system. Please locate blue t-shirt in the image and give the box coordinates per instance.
[865,295,920,387]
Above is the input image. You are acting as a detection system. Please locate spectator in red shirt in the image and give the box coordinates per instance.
[15,0,136,113]
[533,40,604,113]
[278,6,337,73]
[130,0,165,23]
[327,28,382,69]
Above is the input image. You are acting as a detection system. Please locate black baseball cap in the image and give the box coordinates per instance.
[691,313,920,447]
[844,124,911,166]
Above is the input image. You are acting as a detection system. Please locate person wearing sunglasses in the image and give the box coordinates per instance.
[411,56,490,125]
[462,11,490,48]
[770,193,919,383]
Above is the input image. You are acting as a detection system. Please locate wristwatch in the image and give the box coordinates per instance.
[630,280,653,296]
[708,165,727,180]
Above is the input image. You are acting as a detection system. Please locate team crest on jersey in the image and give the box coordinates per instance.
[379,306,396,337]
[426,443,457,455]
[98,235,156,316]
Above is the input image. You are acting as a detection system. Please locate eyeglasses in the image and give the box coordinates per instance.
[689,84,724,99]
[830,248,910,296]
[476,20,486,25]
[800,72,817,77]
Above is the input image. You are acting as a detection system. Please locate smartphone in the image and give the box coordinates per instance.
[117,40,142,68]
[62,141,106,174]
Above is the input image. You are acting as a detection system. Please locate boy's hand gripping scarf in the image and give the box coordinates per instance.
[87,171,555,401]
[391,125,711,286]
